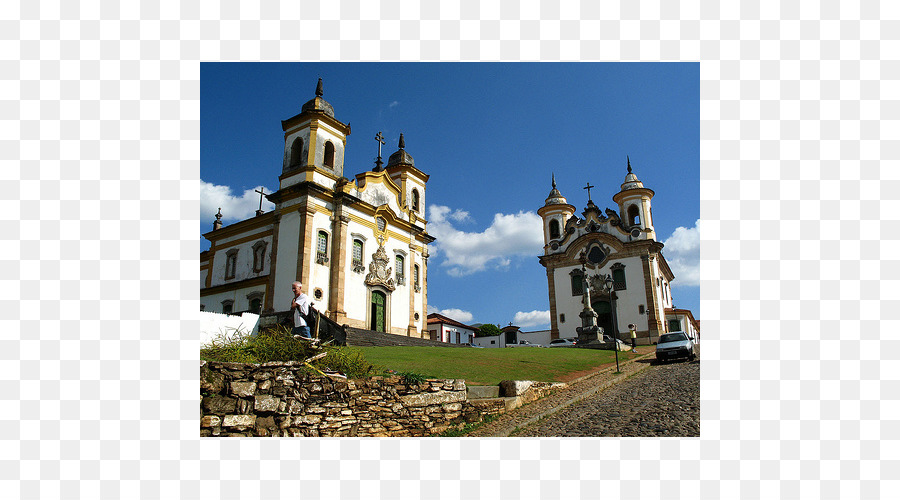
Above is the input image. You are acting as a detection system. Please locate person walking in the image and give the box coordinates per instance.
[629,324,637,353]
[290,281,312,339]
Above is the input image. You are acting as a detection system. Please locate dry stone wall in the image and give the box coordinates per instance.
[201,360,483,437]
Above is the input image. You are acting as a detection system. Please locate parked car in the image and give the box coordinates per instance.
[548,338,575,347]
[655,331,696,363]
[506,340,543,347]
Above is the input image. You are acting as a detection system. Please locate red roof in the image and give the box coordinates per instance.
[426,313,477,330]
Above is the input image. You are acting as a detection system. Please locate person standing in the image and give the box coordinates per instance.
[290,281,311,339]
[629,324,637,352]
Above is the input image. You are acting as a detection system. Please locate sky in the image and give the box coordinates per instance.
[200,62,699,330]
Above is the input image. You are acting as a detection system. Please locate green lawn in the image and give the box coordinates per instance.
[355,346,642,385]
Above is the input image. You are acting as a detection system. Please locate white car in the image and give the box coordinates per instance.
[655,331,696,363]
[548,338,575,347]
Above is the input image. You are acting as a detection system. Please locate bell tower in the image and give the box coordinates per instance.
[537,174,576,253]
[612,157,656,241]
[279,78,352,190]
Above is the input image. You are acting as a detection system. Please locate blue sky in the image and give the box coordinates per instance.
[201,62,699,330]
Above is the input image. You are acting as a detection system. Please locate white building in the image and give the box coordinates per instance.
[201,79,434,337]
[426,313,477,345]
[538,162,697,343]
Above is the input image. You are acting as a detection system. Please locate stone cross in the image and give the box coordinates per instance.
[255,188,266,216]
[375,131,385,158]
[583,182,595,202]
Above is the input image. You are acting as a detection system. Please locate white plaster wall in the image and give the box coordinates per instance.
[200,267,208,287]
[389,242,410,331]
[312,127,345,176]
[518,330,551,346]
[308,211,333,310]
[356,182,402,214]
[343,221,373,324]
[440,324,475,344]
[474,336,504,348]
[208,235,273,288]
[200,285,267,315]
[552,264,587,338]
[273,210,301,311]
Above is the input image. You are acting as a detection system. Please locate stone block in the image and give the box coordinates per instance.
[289,400,304,414]
[294,414,321,425]
[201,415,221,428]
[256,416,275,430]
[254,395,280,412]
[200,366,225,394]
[202,395,237,414]
[443,402,462,412]
[231,382,257,397]
[400,390,465,408]
[499,380,533,397]
[223,414,256,430]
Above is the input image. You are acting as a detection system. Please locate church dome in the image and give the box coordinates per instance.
[386,133,415,167]
[300,78,335,118]
[619,156,645,191]
[544,174,568,206]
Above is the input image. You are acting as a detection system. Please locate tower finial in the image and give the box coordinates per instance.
[627,155,632,173]
[552,173,557,189]
[315,78,323,97]
[398,133,405,149]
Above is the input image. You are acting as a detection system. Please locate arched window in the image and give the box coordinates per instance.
[611,263,626,290]
[549,219,561,239]
[395,254,405,284]
[316,231,329,265]
[324,141,335,167]
[570,269,584,296]
[628,205,641,226]
[352,239,364,272]
[224,249,238,280]
[252,240,267,273]
[411,189,420,212]
[290,137,303,166]
[249,297,262,314]
[221,300,234,314]
[414,264,420,292]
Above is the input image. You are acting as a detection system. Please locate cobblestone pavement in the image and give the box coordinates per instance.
[464,346,699,437]
[513,357,700,437]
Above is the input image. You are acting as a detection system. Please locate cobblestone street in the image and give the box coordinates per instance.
[512,357,700,437]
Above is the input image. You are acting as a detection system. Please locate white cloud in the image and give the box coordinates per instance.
[662,219,700,287]
[513,310,550,328]
[427,204,544,277]
[200,180,276,227]
[426,305,474,324]
[389,101,399,108]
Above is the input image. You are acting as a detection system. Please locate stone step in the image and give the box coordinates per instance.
[467,385,500,399]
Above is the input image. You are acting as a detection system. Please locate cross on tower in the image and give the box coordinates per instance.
[583,182,595,202]
[255,187,266,216]
[374,131,386,171]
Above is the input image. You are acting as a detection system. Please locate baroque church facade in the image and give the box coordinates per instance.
[200,80,434,337]
[538,161,680,342]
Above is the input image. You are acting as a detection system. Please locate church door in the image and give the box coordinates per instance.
[370,291,386,332]
[592,300,615,339]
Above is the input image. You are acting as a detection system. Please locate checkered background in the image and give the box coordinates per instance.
[2,1,896,498]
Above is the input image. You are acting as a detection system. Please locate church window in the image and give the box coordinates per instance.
[559,314,565,323]
[224,249,238,280]
[316,231,329,265]
[570,269,585,296]
[246,292,264,314]
[414,264,421,292]
[377,217,386,233]
[221,300,234,314]
[324,141,335,167]
[290,137,303,167]
[628,205,641,226]
[395,255,405,285]
[352,239,364,272]
[411,189,420,212]
[668,319,681,332]
[611,264,626,290]
[252,241,267,273]
[549,219,561,239]
[587,246,605,264]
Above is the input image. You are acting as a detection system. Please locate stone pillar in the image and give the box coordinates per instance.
[546,267,559,340]
[641,253,663,339]
[407,244,418,337]
[328,196,349,324]
[263,213,282,312]
[297,204,316,287]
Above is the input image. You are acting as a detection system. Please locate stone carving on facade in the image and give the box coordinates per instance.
[365,239,396,291]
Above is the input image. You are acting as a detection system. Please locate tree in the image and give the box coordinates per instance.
[477,324,502,338]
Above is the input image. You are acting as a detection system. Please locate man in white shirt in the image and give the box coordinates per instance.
[290,281,312,339]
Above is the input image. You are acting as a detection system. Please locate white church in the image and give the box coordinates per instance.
[200,79,434,337]
[538,161,698,343]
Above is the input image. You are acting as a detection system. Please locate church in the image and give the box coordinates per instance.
[538,161,690,343]
[200,79,434,337]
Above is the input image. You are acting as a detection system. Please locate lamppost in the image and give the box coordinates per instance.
[600,274,620,373]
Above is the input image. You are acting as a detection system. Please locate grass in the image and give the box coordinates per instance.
[355,346,644,385]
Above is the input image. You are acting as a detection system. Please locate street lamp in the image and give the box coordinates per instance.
[599,273,620,373]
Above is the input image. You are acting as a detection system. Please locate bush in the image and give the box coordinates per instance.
[200,325,377,379]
